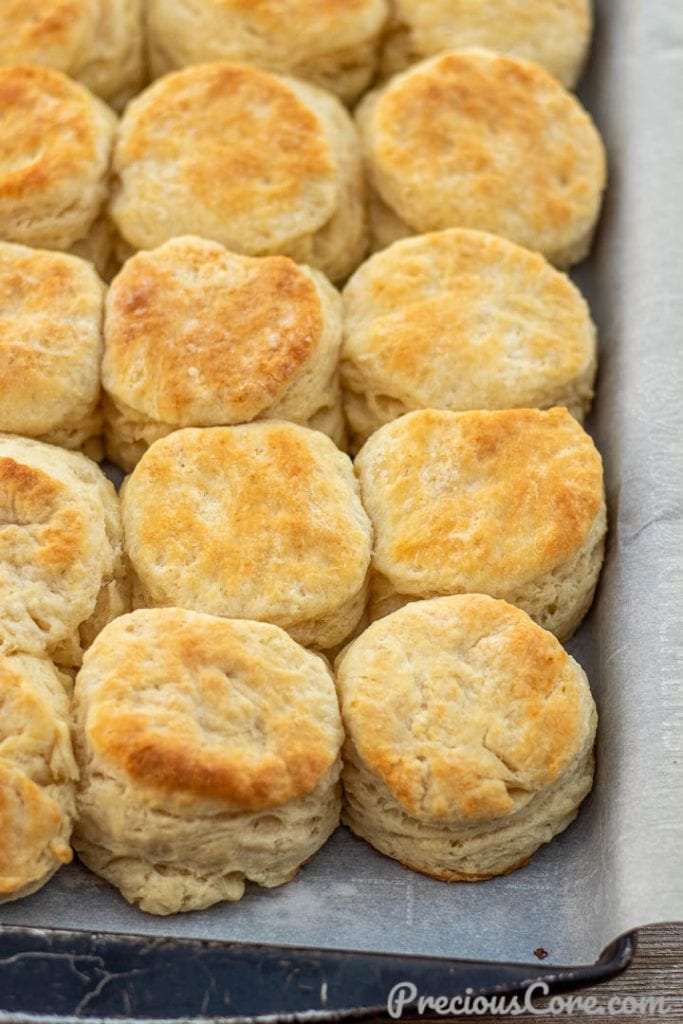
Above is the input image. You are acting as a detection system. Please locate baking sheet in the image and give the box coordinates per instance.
[2,0,682,968]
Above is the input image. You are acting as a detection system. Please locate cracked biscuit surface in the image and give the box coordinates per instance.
[73,608,344,914]
[336,594,597,879]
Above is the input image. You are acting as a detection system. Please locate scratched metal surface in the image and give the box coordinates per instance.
[1,0,681,967]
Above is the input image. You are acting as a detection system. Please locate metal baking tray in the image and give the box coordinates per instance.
[1,0,681,1019]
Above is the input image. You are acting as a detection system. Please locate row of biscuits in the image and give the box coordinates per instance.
[2,595,597,915]
[0,47,605,282]
[0,0,592,110]
[0,229,597,467]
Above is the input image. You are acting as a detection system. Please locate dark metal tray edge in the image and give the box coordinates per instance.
[0,923,635,1022]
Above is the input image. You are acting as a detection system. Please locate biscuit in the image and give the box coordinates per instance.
[103,237,345,470]
[336,594,597,880]
[356,50,607,267]
[110,62,367,283]
[0,242,104,454]
[0,436,129,667]
[0,65,116,269]
[121,423,372,649]
[146,0,389,105]
[73,608,344,914]
[354,408,606,641]
[341,229,597,448]
[0,652,78,902]
[381,0,592,88]
[0,1,145,109]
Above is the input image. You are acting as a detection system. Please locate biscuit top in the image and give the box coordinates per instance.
[111,62,339,252]
[0,435,120,657]
[0,1,95,71]
[76,609,344,810]
[358,50,606,254]
[355,408,603,595]
[103,237,328,426]
[0,63,113,215]
[0,242,104,436]
[122,423,372,626]
[342,229,595,410]
[336,594,596,823]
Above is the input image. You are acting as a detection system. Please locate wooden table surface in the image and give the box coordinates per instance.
[373,923,682,1022]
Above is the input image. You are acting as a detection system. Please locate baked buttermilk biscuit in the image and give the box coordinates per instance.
[381,0,592,88]
[0,65,116,274]
[147,0,389,105]
[110,62,367,283]
[103,237,345,470]
[336,595,597,881]
[356,50,606,267]
[0,242,104,455]
[355,408,606,641]
[121,423,372,649]
[0,436,129,668]
[341,229,597,449]
[73,608,344,914]
[0,652,78,902]
[0,0,145,109]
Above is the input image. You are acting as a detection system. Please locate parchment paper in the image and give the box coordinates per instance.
[1,0,681,967]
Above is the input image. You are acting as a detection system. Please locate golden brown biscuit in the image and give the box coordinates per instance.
[0,0,145,109]
[103,237,344,469]
[73,608,344,914]
[342,229,597,448]
[354,408,606,641]
[0,242,104,453]
[337,594,597,880]
[121,423,372,649]
[381,0,592,88]
[147,0,389,105]
[110,62,367,283]
[356,50,606,267]
[0,435,129,668]
[0,652,78,902]
[0,65,116,270]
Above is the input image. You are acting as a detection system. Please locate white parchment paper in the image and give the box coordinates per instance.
[1,0,681,966]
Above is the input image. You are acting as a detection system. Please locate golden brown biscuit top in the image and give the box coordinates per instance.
[336,594,595,823]
[77,609,344,810]
[113,62,338,250]
[342,229,594,409]
[355,408,603,595]
[0,64,104,200]
[103,237,325,426]
[0,2,94,69]
[361,50,606,247]
[122,423,372,625]
[0,242,103,435]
